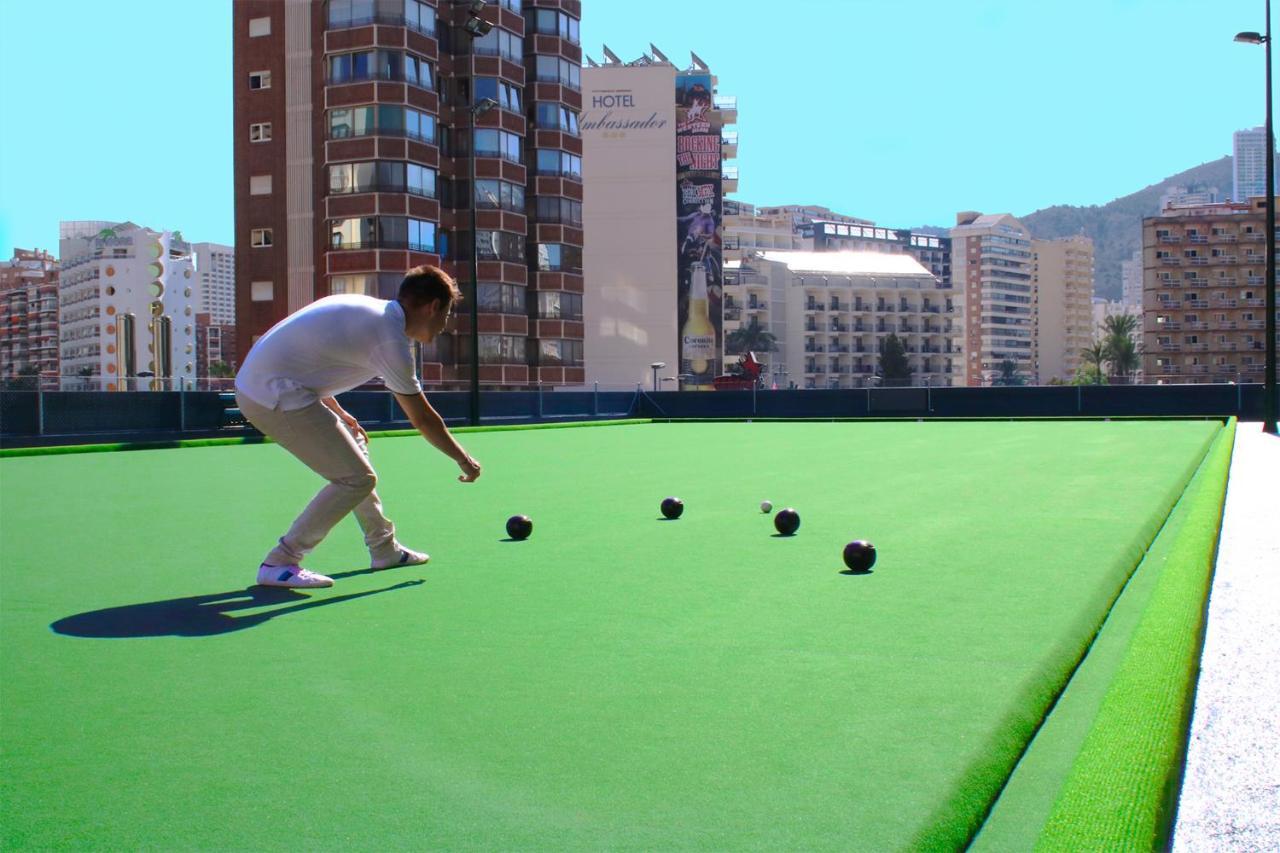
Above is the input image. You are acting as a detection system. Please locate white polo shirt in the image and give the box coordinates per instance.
[236,295,422,410]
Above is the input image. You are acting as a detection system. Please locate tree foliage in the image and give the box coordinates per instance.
[878,333,912,387]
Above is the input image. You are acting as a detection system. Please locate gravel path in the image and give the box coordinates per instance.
[1172,422,1280,852]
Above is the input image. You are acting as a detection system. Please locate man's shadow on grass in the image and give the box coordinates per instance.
[51,567,424,639]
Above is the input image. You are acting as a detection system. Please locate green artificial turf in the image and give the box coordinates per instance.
[0,420,1222,849]
[970,419,1235,851]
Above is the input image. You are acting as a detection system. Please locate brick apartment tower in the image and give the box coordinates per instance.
[233,0,584,386]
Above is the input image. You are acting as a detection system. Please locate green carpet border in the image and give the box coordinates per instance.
[0,418,652,458]
[909,420,1226,850]
[970,418,1236,850]
[1032,418,1236,850]
[653,416,1229,425]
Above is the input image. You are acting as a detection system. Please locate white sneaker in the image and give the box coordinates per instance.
[371,546,430,571]
[257,563,334,588]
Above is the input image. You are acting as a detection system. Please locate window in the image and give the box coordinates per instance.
[251,281,273,301]
[474,334,527,365]
[536,291,582,320]
[536,338,583,366]
[329,50,431,88]
[472,128,523,164]
[473,28,523,62]
[534,197,582,225]
[249,175,272,195]
[249,122,272,142]
[472,179,525,212]
[249,16,271,36]
[330,216,436,252]
[250,229,273,248]
[499,0,521,11]
[533,103,579,135]
[474,230,526,263]
[249,70,271,90]
[534,149,582,178]
[534,243,582,272]
[524,8,579,43]
[533,55,580,89]
[476,283,527,314]
[328,0,435,34]
[328,161,436,198]
[474,77,521,112]
[328,105,435,143]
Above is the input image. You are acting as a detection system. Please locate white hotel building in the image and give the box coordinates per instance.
[59,221,197,390]
[726,251,961,389]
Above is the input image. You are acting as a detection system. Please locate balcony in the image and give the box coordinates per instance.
[1188,258,1209,266]
[721,132,738,159]
[713,95,737,123]
[1212,233,1238,243]
[1184,299,1210,308]
[1187,235,1209,244]
[1159,258,1182,266]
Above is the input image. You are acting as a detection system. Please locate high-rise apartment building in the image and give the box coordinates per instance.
[191,242,236,325]
[1233,127,1272,202]
[1032,236,1094,383]
[1120,249,1143,308]
[1143,196,1278,384]
[195,312,238,387]
[0,249,60,389]
[58,221,197,390]
[233,0,584,387]
[949,212,1036,386]
[580,48,735,389]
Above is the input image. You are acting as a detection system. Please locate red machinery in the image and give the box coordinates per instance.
[712,351,764,390]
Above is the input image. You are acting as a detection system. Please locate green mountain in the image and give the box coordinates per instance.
[1017,156,1234,300]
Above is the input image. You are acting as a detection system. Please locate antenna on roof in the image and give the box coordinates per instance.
[690,51,709,71]
[602,44,622,65]
[650,43,670,63]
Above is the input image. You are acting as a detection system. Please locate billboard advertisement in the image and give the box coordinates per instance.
[675,72,722,389]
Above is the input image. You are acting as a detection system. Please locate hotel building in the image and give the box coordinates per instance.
[580,48,736,389]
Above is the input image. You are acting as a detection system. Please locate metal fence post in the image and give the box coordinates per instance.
[37,388,45,436]
[179,378,186,433]
[387,392,395,425]
[537,381,544,419]
[592,381,599,416]
[1077,384,1082,414]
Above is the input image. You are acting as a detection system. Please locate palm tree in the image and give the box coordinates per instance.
[1079,340,1108,385]
[1107,335,1142,385]
[993,359,1025,386]
[725,319,777,355]
[1101,313,1140,384]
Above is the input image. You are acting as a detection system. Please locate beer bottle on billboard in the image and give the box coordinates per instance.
[681,262,716,386]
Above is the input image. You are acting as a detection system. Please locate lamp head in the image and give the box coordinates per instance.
[1235,31,1266,44]
[464,16,493,37]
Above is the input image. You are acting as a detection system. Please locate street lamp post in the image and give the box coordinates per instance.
[454,0,495,426]
[467,96,498,426]
[650,361,666,392]
[1236,3,1278,433]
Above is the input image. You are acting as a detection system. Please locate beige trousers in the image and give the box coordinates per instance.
[237,392,397,567]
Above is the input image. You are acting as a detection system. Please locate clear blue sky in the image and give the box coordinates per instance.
[0,0,1271,256]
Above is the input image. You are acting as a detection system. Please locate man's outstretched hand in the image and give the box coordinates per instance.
[457,456,482,483]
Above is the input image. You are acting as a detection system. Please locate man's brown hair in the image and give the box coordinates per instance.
[398,265,462,309]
